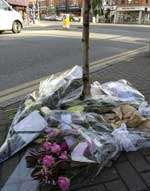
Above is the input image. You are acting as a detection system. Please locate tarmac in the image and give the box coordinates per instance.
[24,20,150,28]
[0,51,150,191]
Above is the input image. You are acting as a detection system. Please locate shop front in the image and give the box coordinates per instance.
[115,6,150,24]
[56,4,81,15]
[103,5,117,23]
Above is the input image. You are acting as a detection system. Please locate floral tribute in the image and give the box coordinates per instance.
[26,128,71,191]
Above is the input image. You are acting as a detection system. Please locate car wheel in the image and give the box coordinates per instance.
[12,21,22,33]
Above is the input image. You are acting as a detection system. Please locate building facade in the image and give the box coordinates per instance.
[37,0,81,15]
[114,0,150,24]
[55,0,81,15]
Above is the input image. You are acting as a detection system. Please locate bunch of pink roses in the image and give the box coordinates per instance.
[26,128,71,191]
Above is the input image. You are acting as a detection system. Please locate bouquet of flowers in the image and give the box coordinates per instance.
[26,128,71,191]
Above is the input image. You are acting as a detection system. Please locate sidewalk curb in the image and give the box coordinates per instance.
[91,23,150,28]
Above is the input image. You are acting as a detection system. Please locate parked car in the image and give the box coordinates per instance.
[44,15,55,21]
[43,15,63,21]
[56,15,63,21]
[69,15,80,22]
[72,16,80,22]
[0,0,23,33]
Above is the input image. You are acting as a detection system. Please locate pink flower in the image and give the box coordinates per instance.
[59,151,68,160]
[60,142,69,151]
[58,176,70,191]
[42,142,52,151]
[51,143,61,154]
[42,155,54,168]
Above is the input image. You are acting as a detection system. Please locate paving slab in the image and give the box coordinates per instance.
[115,161,147,191]
[105,179,128,191]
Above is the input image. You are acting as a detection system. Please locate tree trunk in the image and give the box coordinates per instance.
[82,0,91,99]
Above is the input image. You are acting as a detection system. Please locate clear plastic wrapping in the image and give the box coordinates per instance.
[100,79,145,106]
[46,110,118,167]
[0,66,82,163]
[1,65,150,168]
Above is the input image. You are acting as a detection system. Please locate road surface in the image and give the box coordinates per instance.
[0,22,148,91]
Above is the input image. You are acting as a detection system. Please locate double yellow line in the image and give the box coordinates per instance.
[90,46,147,72]
[0,46,146,105]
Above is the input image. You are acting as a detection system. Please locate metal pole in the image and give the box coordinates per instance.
[32,2,35,24]
[148,40,150,56]
[114,6,118,24]
[65,0,68,13]
[37,0,40,21]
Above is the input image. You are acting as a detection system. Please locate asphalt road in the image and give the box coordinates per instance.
[0,23,148,91]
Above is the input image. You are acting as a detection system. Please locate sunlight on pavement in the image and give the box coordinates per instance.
[0,30,146,45]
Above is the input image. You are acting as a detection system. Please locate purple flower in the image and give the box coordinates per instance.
[59,151,68,160]
[45,128,53,134]
[58,176,70,191]
[60,142,69,151]
[42,142,52,151]
[51,143,61,154]
[42,155,54,168]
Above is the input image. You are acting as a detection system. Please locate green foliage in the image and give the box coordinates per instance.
[91,0,103,16]
[47,5,56,15]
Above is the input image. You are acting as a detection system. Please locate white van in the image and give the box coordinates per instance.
[0,0,23,33]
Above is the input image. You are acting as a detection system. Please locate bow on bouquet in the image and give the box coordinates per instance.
[26,128,71,191]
